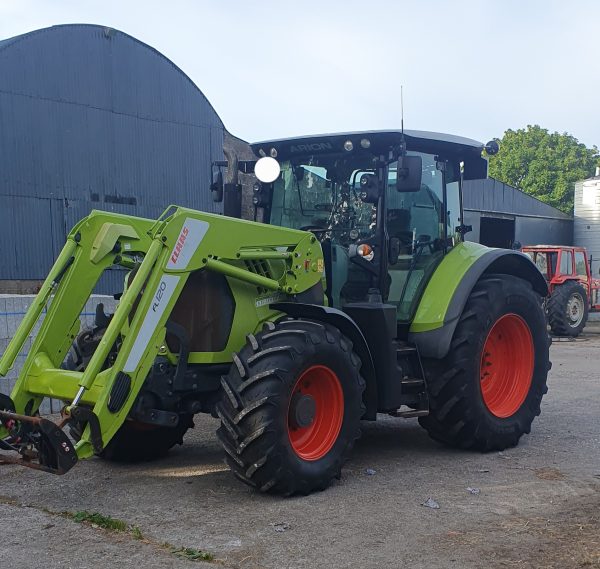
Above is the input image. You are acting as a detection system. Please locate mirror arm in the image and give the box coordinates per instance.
[456,224,472,236]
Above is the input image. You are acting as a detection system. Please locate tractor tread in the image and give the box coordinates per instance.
[247,345,295,365]
[220,375,242,410]
[239,368,284,393]
[419,274,550,452]
[216,318,365,495]
[246,333,260,352]
[547,281,588,337]
[232,396,270,425]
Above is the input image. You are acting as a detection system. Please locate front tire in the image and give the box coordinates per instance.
[547,282,588,337]
[99,416,194,462]
[419,275,550,451]
[217,318,365,495]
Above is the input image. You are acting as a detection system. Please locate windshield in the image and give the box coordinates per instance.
[268,151,460,320]
[269,154,378,245]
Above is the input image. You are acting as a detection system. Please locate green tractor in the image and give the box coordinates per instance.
[0,130,550,495]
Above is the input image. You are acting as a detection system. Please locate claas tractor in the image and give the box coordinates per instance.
[522,245,600,337]
[0,130,550,495]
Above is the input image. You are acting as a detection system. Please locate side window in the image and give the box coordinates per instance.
[548,252,558,275]
[560,251,574,275]
[533,253,547,274]
[575,251,587,276]
[446,180,461,241]
[387,153,444,244]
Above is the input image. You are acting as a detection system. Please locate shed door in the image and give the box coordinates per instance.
[479,216,516,249]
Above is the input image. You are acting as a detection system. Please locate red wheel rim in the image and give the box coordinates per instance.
[287,365,344,461]
[480,313,534,418]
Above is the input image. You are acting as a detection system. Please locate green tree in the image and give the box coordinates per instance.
[487,125,599,214]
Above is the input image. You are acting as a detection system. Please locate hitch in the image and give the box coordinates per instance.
[0,393,104,475]
[0,408,78,474]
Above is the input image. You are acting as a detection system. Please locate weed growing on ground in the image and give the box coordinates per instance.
[64,510,213,562]
[69,511,127,531]
[170,546,214,562]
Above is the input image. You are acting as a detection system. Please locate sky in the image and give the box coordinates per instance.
[1,0,598,149]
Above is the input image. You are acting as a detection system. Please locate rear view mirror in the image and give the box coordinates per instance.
[359,173,380,203]
[211,170,223,202]
[396,155,422,193]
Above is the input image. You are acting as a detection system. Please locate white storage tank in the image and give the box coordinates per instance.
[574,167,600,274]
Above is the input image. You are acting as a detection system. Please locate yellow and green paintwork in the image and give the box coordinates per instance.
[0,205,491,461]
[0,206,324,459]
[410,241,491,333]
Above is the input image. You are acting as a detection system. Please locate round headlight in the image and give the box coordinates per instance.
[343,140,354,152]
[360,138,371,149]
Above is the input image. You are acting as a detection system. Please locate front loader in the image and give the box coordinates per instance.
[0,130,551,495]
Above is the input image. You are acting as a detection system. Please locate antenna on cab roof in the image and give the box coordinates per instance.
[401,85,404,136]
[399,85,406,156]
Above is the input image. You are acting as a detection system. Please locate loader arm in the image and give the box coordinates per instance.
[0,206,324,473]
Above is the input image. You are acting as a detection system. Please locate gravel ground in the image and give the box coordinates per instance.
[0,334,599,569]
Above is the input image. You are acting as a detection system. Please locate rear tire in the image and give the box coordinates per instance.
[419,275,550,451]
[217,318,365,495]
[547,282,588,337]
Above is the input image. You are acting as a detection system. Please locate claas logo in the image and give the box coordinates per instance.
[170,226,189,265]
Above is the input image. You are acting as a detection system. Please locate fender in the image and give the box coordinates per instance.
[409,242,548,359]
[271,302,378,420]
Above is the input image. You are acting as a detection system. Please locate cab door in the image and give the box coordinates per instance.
[574,249,591,298]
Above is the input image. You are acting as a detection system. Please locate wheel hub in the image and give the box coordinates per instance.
[480,313,534,418]
[567,293,584,326]
[287,365,344,461]
[289,393,316,428]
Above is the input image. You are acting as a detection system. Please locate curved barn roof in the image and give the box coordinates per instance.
[0,23,224,130]
[0,24,225,288]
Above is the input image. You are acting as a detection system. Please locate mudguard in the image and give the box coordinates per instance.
[409,242,547,359]
[271,302,378,419]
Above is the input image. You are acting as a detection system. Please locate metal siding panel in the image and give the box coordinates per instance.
[0,195,58,279]
[463,178,571,220]
[0,24,225,288]
[515,217,573,247]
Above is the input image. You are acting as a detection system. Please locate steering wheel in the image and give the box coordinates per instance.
[414,235,434,255]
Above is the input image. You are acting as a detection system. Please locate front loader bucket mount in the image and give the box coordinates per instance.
[0,395,78,475]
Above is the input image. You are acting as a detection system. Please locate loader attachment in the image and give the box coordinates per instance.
[0,399,77,474]
[0,205,322,476]
[0,392,107,474]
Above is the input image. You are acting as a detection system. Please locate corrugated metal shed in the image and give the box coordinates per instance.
[0,24,225,293]
[463,178,573,247]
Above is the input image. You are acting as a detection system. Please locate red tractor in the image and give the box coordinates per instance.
[522,245,600,337]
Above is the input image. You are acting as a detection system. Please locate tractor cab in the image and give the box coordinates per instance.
[250,130,489,323]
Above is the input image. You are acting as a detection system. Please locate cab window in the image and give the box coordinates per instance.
[560,251,574,275]
[575,251,587,276]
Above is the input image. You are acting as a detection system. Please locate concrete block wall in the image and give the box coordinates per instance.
[0,295,117,413]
